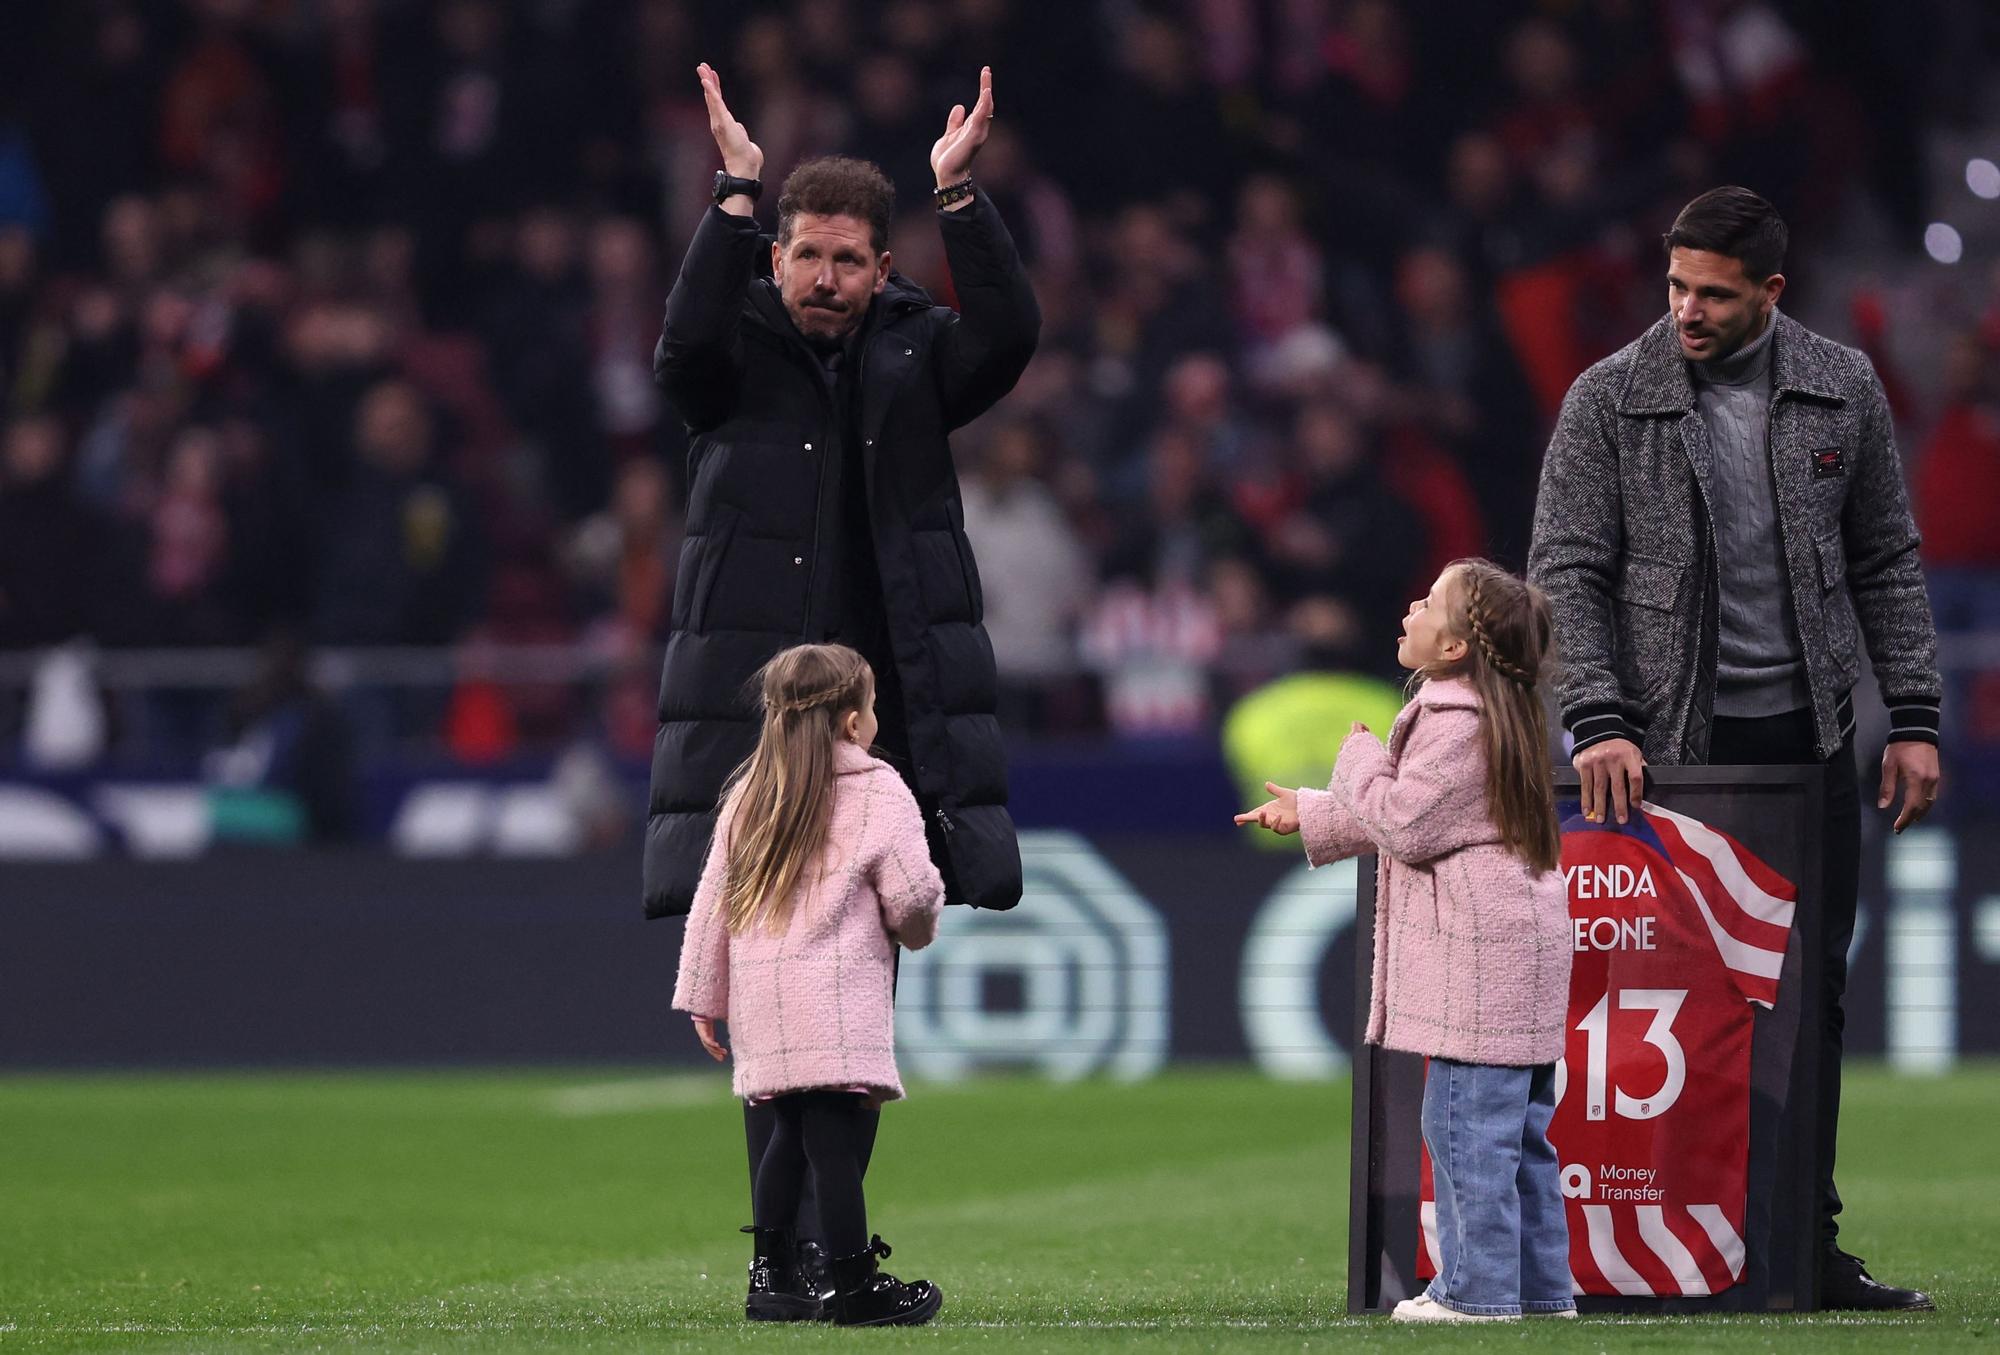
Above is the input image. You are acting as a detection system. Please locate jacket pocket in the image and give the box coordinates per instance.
[1815,528,1860,685]
[1613,552,1685,612]
[1813,526,1845,595]
[1610,552,1686,705]
[1386,858,1441,934]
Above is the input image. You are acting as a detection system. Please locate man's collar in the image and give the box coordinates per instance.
[1768,311,1844,402]
[1619,310,1844,414]
[1617,317,1696,415]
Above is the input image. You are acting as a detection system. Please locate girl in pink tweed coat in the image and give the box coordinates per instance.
[673,643,945,1328]
[1239,559,1574,1324]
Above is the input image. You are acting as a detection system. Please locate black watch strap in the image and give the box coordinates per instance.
[712,170,763,204]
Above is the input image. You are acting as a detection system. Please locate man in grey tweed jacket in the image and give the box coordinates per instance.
[1529,187,1941,1311]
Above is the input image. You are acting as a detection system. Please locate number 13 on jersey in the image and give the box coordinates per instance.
[1555,987,1689,1121]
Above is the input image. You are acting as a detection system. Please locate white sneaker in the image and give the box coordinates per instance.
[1531,1308,1579,1318]
[1391,1295,1521,1323]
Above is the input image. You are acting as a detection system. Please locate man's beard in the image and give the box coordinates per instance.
[791,297,857,342]
[1686,307,1768,361]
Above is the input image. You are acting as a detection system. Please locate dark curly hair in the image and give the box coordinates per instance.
[776,156,896,254]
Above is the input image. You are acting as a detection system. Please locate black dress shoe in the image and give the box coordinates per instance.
[1819,1249,1936,1311]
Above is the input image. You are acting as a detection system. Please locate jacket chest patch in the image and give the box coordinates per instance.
[1811,447,1846,480]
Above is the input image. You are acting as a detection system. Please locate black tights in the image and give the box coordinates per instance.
[748,1092,877,1257]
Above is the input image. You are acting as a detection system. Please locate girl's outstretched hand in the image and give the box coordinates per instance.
[692,1015,728,1061]
[1234,781,1301,836]
[1350,721,1370,736]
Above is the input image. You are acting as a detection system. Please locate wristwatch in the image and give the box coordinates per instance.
[712,170,763,204]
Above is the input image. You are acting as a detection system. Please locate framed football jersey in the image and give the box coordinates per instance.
[1347,766,1825,1314]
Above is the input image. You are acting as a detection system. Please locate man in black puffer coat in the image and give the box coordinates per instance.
[646,67,1037,919]
[650,62,1037,1327]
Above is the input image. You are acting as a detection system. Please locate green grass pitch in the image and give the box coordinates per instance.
[1,1065,1994,1352]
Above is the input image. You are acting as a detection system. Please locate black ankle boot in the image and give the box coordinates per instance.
[827,1235,942,1327]
[796,1238,836,1317]
[740,1225,823,1322]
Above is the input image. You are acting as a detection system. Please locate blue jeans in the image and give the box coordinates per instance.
[1423,1058,1574,1316]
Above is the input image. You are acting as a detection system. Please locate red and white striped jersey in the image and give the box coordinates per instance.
[1417,799,1796,1297]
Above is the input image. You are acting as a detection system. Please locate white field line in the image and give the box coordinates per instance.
[543,1074,727,1117]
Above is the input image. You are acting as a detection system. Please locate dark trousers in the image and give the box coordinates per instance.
[749,1091,876,1257]
[1706,707,1859,1253]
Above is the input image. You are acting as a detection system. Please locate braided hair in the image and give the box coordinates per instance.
[769,684,863,717]
[1431,559,1561,873]
[1464,569,1538,687]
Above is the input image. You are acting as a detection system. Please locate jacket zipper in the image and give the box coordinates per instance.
[794,312,893,639]
[934,806,955,836]
[1674,398,1723,762]
[797,355,837,640]
[1692,513,1719,761]
[1762,390,1825,758]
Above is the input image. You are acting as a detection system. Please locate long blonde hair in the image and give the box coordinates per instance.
[720,644,874,935]
[1417,559,1561,874]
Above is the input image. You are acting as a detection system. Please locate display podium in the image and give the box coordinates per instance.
[1346,767,1824,1314]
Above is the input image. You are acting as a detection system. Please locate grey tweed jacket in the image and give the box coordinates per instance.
[1528,311,1941,764]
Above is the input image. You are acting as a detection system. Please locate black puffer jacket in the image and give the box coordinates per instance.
[644,191,1039,919]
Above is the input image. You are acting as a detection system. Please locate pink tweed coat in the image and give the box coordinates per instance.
[672,741,945,1102]
[1296,677,1570,1067]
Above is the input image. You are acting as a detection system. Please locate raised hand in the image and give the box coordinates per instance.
[931,65,994,189]
[696,63,762,180]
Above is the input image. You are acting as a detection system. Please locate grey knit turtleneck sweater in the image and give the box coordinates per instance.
[1690,311,1809,717]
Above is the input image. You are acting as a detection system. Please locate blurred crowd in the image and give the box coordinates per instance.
[1,0,1997,773]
